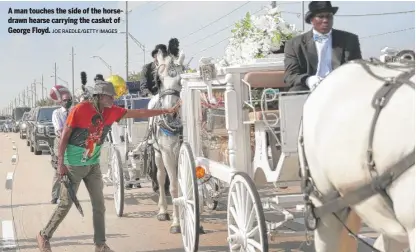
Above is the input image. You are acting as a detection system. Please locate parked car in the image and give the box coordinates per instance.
[12,106,31,132]
[0,120,6,132]
[26,106,59,155]
[19,112,31,139]
[3,119,13,133]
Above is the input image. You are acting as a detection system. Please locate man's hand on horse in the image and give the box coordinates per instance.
[166,100,182,114]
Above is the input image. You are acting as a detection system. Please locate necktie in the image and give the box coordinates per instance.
[313,34,329,43]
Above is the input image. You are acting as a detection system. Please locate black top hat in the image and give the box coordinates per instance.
[151,44,167,57]
[305,1,338,24]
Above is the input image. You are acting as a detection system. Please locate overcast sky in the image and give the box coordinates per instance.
[1,1,414,110]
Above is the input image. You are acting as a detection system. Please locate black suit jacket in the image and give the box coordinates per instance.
[283,29,362,90]
[139,62,161,96]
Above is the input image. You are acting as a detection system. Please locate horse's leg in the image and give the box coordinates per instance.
[161,137,180,234]
[155,150,169,221]
[408,228,415,252]
[314,208,350,252]
[373,233,409,252]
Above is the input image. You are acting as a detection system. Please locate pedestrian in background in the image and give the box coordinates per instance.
[49,85,73,204]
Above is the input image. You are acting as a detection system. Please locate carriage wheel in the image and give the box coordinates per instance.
[111,146,125,217]
[174,142,200,252]
[227,172,268,252]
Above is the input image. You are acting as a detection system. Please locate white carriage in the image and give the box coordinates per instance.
[173,56,311,251]
[101,94,152,217]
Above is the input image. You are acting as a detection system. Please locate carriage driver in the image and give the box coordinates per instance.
[139,44,166,96]
[284,1,362,91]
[36,80,180,252]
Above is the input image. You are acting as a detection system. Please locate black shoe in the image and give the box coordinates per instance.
[51,198,58,204]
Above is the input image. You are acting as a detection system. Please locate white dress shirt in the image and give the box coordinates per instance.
[52,107,69,136]
[306,29,333,90]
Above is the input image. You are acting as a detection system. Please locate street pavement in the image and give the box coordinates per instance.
[0,132,377,252]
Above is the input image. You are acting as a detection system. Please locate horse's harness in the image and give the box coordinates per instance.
[147,57,184,153]
[299,59,415,249]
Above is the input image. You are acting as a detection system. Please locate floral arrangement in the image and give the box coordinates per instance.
[222,6,301,66]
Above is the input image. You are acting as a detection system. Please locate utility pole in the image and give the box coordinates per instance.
[54,62,57,86]
[26,86,29,107]
[41,74,44,100]
[33,80,37,106]
[33,80,37,107]
[125,1,129,81]
[71,46,75,95]
[301,1,305,32]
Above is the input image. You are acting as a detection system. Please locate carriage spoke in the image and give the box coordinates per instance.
[229,224,239,234]
[246,226,259,238]
[247,238,262,250]
[229,206,240,227]
[235,184,243,220]
[245,205,256,231]
[246,245,257,252]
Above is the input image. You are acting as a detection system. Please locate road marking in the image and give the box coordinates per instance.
[1,220,16,250]
[5,172,13,190]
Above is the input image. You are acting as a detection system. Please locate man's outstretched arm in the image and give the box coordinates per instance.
[124,108,170,119]
[123,101,180,119]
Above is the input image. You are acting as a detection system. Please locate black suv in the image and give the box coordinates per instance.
[27,106,59,155]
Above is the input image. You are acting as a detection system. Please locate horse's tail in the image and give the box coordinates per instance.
[168,38,180,57]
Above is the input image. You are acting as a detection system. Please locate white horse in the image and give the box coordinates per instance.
[146,38,185,234]
[299,59,415,252]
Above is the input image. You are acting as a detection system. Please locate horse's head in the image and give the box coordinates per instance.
[156,38,185,112]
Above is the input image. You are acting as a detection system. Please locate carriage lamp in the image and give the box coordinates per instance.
[195,166,206,179]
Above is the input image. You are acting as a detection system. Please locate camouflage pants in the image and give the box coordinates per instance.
[41,164,106,245]
[51,137,60,199]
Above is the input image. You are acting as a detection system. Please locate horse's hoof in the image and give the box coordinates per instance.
[157,213,170,221]
[170,226,181,234]
[199,226,205,234]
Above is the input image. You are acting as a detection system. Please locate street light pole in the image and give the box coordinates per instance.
[41,74,44,100]
[125,1,129,81]
[301,1,305,32]
[119,31,146,66]
[92,56,113,75]
[71,46,75,95]
[54,62,57,86]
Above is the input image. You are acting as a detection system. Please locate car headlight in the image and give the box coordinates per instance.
[37,126,45,134]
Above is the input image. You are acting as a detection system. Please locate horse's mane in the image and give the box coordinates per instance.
[168,38,180,58]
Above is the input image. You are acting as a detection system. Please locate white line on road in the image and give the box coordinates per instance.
[1,220,16,250]
[5,172,13,190]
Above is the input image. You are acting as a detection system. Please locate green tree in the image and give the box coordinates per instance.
[35,98,56,107]
[128,71,142,82]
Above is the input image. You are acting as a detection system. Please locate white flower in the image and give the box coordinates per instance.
[220,6,300,66]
